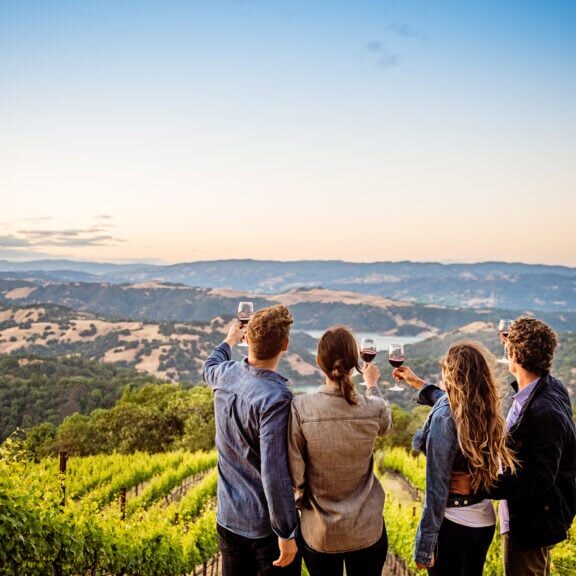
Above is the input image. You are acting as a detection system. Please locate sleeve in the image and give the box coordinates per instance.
[202,342,231,389]
[488,409,567,501]
[416,384,446,407]
[260,396,299,539]
[366,387,392,435]
[414,412,458,567]
[287,401,308,509]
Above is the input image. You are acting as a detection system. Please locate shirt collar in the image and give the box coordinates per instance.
[317,383,342,395]
[241,357,289,384]
[512,376,540,406]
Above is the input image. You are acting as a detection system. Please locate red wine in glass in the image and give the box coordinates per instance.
[358,338,377,386]
[388,343,405,391]
[360,350,377,363]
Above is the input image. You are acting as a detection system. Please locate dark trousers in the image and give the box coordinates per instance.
[217,523,301,576]
[428,519,495,576]
[501,533,552,576]
[300,525,388,576]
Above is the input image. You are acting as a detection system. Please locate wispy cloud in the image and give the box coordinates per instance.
[0,225,124,255]
[386,23,425,41]
[365,40,402,70]
[0,235,33,248]
[22,216,54,222]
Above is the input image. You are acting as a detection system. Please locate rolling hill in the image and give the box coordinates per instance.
[1,259,575,311]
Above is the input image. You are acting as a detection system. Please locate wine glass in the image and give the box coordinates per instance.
[237,301,254,347]
[358,337,377,386]
[497,319,514,363]
[388,343,405,391]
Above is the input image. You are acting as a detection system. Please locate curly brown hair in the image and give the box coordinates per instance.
[507,316,557,375]
[316,326,361,406]
[247,304,293,360]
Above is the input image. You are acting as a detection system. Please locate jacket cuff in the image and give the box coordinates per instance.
[416,384,443,407]
[216,342,232,359]
[415,530,438,567]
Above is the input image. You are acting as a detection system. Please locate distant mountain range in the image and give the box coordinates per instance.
[1,259,575,312]
[2,279,576,334]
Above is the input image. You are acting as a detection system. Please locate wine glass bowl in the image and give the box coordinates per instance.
[358,338,377,386]
[388,343,405,391]
[497,319,514,363]
[237,301,254,347]
[359,338,377,363]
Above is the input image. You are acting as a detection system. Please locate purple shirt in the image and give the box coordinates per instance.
[499,377,540,533]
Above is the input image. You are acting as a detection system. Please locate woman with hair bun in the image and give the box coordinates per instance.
[287,326,392,576]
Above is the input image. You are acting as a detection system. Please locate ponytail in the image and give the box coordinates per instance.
[317,327,360,406]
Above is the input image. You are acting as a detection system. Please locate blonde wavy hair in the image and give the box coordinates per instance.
[442,341,517,492]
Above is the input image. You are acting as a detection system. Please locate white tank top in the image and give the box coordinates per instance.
[444,499,496,528]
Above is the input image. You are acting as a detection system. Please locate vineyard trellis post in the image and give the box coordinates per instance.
[54,451,67,576]
[59,451,67,508]
[120,487,127,521]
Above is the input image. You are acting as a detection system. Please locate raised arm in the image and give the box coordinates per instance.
[363,363,392,435]
[202,320,245,388]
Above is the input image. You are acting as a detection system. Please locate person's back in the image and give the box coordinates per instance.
[203,304,300,576]
[480,317,575,575]
[210,357,295,539]
[291,388,389,550]
[288,326,391,576]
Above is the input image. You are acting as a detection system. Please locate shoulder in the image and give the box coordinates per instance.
[430,396,452,419]
[428,399,456,434]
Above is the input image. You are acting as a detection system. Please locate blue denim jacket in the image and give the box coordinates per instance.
[412,384,458,567]
[203,342,298,540]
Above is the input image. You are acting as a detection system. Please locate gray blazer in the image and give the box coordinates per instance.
[288,384,392,553]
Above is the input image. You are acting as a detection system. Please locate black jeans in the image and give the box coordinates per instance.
[428,518,495,576]
[217,523,301,576]
[300,525,388,576]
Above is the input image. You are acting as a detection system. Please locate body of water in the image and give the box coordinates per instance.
[297,330,428,351]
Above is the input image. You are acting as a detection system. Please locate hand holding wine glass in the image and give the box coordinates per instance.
[224,319,247,347]
[237,301,254,347]
[388,343,405,391]
[497,319,514,363]
[358,338,377,386]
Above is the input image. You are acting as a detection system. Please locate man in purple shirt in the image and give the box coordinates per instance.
[490,317,576,576]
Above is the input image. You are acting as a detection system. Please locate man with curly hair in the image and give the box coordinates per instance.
[203,304,300,576]
[491,317,576,575]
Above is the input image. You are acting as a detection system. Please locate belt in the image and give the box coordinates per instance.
[446,494,486,508]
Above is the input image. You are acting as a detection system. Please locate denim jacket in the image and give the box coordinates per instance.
[412,384,458,567]
[203,342,299,540]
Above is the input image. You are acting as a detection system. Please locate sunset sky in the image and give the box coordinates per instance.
[1,0,575,266]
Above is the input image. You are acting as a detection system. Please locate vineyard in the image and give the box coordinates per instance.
[1,442,574,575]
[378,447,576,576]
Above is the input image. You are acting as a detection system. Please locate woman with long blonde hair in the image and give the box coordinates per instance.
[393,341,516,575]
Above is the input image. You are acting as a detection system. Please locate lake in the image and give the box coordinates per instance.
[296,330,428,351]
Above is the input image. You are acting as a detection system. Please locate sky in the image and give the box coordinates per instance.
[1,0,575,266]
